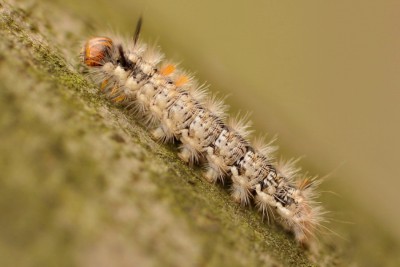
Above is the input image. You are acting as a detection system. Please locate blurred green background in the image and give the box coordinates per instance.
[41,0,400,263]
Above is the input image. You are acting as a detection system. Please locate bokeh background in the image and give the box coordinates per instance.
[26,0,400,264]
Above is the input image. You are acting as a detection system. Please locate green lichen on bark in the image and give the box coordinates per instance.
[2,1,382,266]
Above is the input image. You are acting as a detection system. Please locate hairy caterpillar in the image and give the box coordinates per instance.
[82,18,324,246]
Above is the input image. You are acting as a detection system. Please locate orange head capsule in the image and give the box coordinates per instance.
[83,37,113,66]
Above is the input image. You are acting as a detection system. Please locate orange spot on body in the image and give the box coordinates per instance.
[100,79,108,91]
[160,64,176,76]
[175,75,189,87]
[114,94,126,103]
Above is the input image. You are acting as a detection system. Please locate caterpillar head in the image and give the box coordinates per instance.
[83,37,114,67]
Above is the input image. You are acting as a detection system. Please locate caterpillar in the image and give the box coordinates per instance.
[81,18,324,247]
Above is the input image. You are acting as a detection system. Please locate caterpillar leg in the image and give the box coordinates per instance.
[230,166,252,205]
